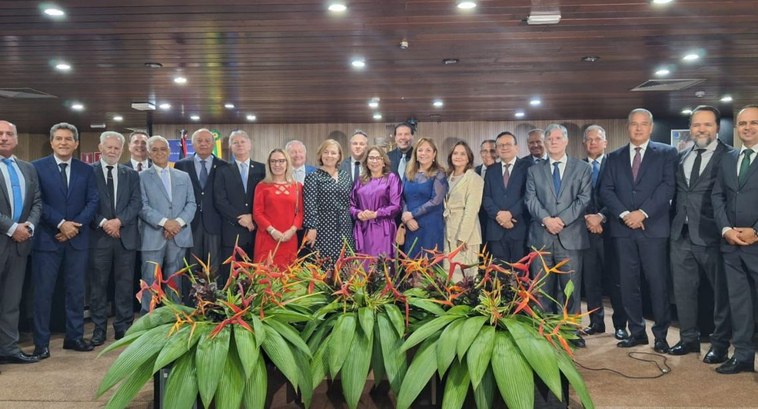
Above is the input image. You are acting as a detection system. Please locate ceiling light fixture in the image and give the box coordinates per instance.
[515,111,525,118]
[581,56,600,62]
[224,103,235,109]
[442,58,460,65]
[368,100,379,109]
[43,6,65,17]
[113,115,123,121]
[529,98,541,106]
[373,113,383,120]
[71,103,84,111]
[682,53,699,62]
[351,58,366,69]
[651,0,673,4]
[457,1,477,10]
[190,115,200,121]
[144,62,163,68]
[159,103,171,110]
[720,95,733,103]
[655,68,670,76]
[55,62,71,71]
[174,76,188,84]
[681,108,693,115]
[433,99,444,108]
[328,3,347,12]
[527,11,561,25]
[246,114,257,121]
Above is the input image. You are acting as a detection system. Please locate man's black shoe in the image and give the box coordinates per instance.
[617,336,648,348]
[703,347,729,364]
[62,338,94,352]
[91,330,106,347]
[0,351,40,364]
[614,328,629,340]
[667,340,700,356]
[582,323,605,335]
[653,339,670,353]
[33,346,50,360]
[715,357,755,374]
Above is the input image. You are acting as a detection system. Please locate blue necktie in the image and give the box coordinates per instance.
[2,158,23,222]
[552,162,561,195]
[591,160,600,188]
[240,162,248,193]
[199,159,208,189]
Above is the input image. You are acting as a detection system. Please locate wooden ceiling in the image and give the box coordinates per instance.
[1,0,757,134]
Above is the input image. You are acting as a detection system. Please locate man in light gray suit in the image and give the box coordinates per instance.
[139,136,196,314]
[339,130,368,183]
[525,124,592,346]
[0,120,42,365]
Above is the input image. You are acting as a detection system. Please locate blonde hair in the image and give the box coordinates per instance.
[263,148,295,183]
[406,137,444,180]
[315,138,343,166]
[360,146,391,184]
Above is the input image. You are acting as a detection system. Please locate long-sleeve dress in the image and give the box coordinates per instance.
[349,173,403,259]
[444,169,484,281]
[253,181,304,269]
[402,170,448,258]
[303,168,355,268]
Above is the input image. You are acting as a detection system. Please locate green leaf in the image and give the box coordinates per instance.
[408,298,446,316]
[456,316,487,360]
[466,324,496,390]
[312,300,343,320]
[196,327,230,408]
[383,304,406,337]
[441,359,470,409]
[98,330,145,356]
[127,305,193,334]
[242,351,268,409]
[215,340,245,409]
[436,318,464,377]
[492,330,534,409]
[357,307,375,341]
[310,339,330,389]
[234,326,260,380]
[556,350,595,409]
[377,312,407,394]
[396,337,440,409]
[261,324,300,391]
[371,322,386,384]
[504,318,563,400]
[401,314,459,352]
[446,305,472,316]
[563,279,575,301]
[292,348,314,408]
[328,313,357,377]
[98,323,172,396]
[263,318,312,358]
[250,314,266,348]
[473,366,495,409]
[104,354,156,409]
[163,352,199,409]
[153,325,201,373]
[341,329,373,409]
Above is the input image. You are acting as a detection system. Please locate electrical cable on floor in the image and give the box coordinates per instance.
[574,352,672,379]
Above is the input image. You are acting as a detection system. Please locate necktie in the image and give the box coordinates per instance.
[199,159,208,188]
[481,165,487,179]
[353,161,360,181]
[552,162,561,194]
[631,147,642,182]
[689,148,705,187]
[534,157,541,164]
[137,162,143,172]
[295,168,304,184]
[240,162,248,193]
[591,160,600,188]
[106,165,116,215]
[398,154,407,177]
[161,169,171,200]
[59,163,68,193]
[738,148,754,187]
[502,163,511,188]
[2,158,23,222]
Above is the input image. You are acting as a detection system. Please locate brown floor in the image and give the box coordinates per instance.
[1,303,757,408]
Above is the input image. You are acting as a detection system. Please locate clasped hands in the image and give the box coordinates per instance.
[495,210,516,229]
[269,226,296,242]
[55,220,82,242]
[542,216,564,235]
[585,213,604,234]
[11,222,33,243]
[724,227,758,246]
[401,211,419,232]
[623,210,646,230]
[162,219,182,239]
[237,214,256,232]
[356,209,378,222]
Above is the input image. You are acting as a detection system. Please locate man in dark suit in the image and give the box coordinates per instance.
[123,131,151,172]
[599,108,677,353]
[525,124,592,344]
[387,122,415,177]
[214,130,265,283]
[0,120,42,365]
[88,131,141,345]
[526,128,547,163]
[581,125,628,340]
[339,130,368,183]
[476,139,497,248]
[482,131,532,264]
[174,128,224,282]
[32,122,99,357]
[711,104,758,374]
[668,106,732,359]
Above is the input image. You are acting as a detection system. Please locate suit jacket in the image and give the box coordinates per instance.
[599,141,678,239]
[525,157,592,251]
[584,156,610,218]
[712,148,758,254]
[444,169,484,246]
[139,166,196,251]
[89,162,142,251]
[482,158,533,242]
[340,158,362,183]
[213,159,266,247]
[32,155,99,251]
[388,148,412,176]
[174,155,223,235]
[671,140,731,246]
[123,159,152,171]
[0,157,42,256]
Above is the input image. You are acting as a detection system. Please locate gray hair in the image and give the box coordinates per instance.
[351,130,369,140]
[100,131,125,145]
[228,129,252,147]
[527,128,544,139]
[285,139,306,153]
[628,108,653,123]
[49,122,79,142]
[0,120,17,135]
[583,125,607,142]
[147,135,169,151]
[544,124,568,141]
[191,128,213,145]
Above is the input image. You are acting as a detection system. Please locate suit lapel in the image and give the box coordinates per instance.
[116,166,129,210]
[0,164,9,208]
[558,158,577,198]
[635,143,655,183]
[150,168,171,201]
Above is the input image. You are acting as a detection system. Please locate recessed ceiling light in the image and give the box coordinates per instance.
[581,56,600,62]
[43,7,65,17]
[655,68,670,76]
[113,115,123,121]
[246,114,257,121]
[433,99,444,108]
[720,95,733,103]
[651,0,673,4]
[682,53,699,62]
[442,58,460,65]
[368,100,379,109]
[174,76,187,84]
[224,103,235,109]
[373,113,383,120]
[71,103,84,111]
[328,3,347,12]
[55,62,71,71]
[144,62,163,68]
[351,58,366,69]
[159,103,171,110]
[681,108,693,115]
[190,115,200,121]
[529,98,541,106]
[515,111,525,118]
[457,1,477,10]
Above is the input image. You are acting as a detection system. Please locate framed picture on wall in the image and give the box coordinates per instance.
[671,129,692,152]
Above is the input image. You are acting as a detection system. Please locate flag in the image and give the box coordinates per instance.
[178,129,188,159]
[211,129,223,159]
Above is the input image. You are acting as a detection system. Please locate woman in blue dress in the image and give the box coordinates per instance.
[401,137,448,259]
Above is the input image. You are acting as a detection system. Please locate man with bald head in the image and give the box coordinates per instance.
[340,130,369,183]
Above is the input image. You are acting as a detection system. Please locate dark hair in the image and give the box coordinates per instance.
[496,131,517,145]
[480,139,496,148]
[690,105,721,130]
[447,141,474,176]
[359,146,391,184]
[394,122,415,136]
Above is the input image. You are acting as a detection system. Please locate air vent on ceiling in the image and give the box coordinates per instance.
[631,79,705,92]
[0,88,57,99]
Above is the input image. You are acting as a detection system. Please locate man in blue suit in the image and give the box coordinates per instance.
[285,140,315,184]
[599,108,677,353]
[139,136,196,314]
[482,131,532,265]
[387,122,415,177]
[32,122,99,357]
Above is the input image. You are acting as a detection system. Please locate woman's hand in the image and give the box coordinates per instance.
[407,219,419,231]
[305,229,317,245]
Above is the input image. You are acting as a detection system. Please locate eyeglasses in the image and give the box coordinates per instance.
[367,156,383,162]
[480,149,496,153]
[269,159,287,165]
[495,143,515,148]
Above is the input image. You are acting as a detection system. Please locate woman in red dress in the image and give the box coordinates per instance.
[253,149,304,269]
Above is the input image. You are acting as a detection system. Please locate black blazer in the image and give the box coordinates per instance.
[712,148,758,254]
[174,155,224,235]
[387,148,412,176]
[584,156,609,218]
[89,163,142,250]
[122,159,152,170]
[213,159,266,247]
[481,158,532,242]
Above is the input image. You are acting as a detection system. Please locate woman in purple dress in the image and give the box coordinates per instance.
[350,146,403,259]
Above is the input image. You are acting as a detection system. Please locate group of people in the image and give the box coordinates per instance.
[1,104,757,378]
